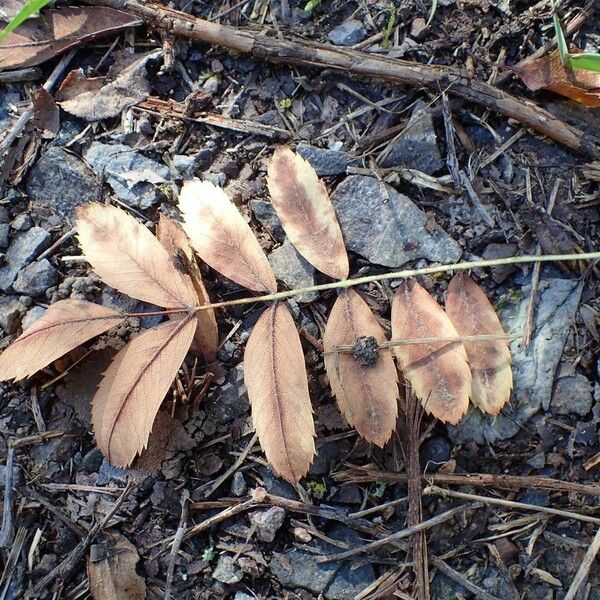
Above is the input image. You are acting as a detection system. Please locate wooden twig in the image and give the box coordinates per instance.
[317,503,480,563]
[0,448,15,548]
[563,527,600,600]
[424,485,600,525]
[87,0,600,158]
[164,490,189,600]
[333,469,600,497]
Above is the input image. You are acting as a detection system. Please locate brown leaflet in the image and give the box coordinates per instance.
[267,147,349,280]
[179,180,277,293]
[391,281,471,424]
[244,302,315,483]
[88,532,146,600]
[32,89,59,139]
[92,315,196,468]
[323,289,398,446]
[0,7,142,70]
[446,273,512,415]
[77,204,197,309]
[514,50,600,108]
[0,300,123,382]
[156,214,219,364]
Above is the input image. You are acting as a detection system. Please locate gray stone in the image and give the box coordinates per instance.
[483,243,518,284]
[330,175,461,267]
[205,364,249,424]
[0,296,24,334]
[551,374,593,416]
[12,259,59,296]
[269,240,318,303]
[270,523,374,599]
[230,471,247,497]
[21,306,46,331]
[297,144,351,176]
[328,20,367,46]
[234,593,254,600]
[378,104,443,173]
[84,142,171,209]
[251,199,285,241]
[0,227,51,292]
[249,507,286,542]
[173,154,199,178]
[212,554,243,584]
[0,207,9,223]
[11,214,31,231]
[0,224,10,249]
[430,572,467,600]
[449,273,584,444]
[26,147,99,222]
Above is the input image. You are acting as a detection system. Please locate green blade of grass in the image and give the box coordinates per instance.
[0,0,54,43]
[568,53,600,73]
[550,0,569,65]
[426,0,438,27]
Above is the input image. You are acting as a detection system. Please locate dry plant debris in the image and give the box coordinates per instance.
[0,148,514,483]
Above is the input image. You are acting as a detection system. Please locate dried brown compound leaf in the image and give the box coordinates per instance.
[77,204,197,309]
[179,180,278,293]
[323,289,398,446]
[244,302,315,483]
[0,7,142,70]
[88,532,146,600]
[92,315,196,468]
[391,280,471,424]
[156,214,219,364]
[267,147,349,280]
[446,273,512,415]
[0,300,123,382]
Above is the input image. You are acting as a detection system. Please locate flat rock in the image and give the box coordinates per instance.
[0,224,10,249]
[212,554,243,584]
[270,523,374,599]
[26,147,99,222]
[249,506,286,542]
[84,142,171,209]
[551,374,593,416]
[0,227,51,292]
[268,240,318,302]
[0,296,25,334]
[328,20,367,46]
[12,259,58,296]
[297,144,352,176]
[21,306,46,331]
[378,104,443,173]
[330,175,461,267]
[449,273,583,444]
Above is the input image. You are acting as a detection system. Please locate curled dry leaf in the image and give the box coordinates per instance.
[56,51,157,122]
[156,214,219,363]
[32,89,60,139]
[0,299,123,382]
[77,204,196,309]
[0,7,142,70]
[323,289,398,446]
[92,316,196,468]
[391,281,471,424]
[446,273,512,415]
[267,147,349,280]
[88,532,146,600]
[179,179,277,293]
[515,50,600,108]
[244,302,315,483]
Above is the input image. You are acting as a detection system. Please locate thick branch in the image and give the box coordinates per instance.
[89,0,600,158]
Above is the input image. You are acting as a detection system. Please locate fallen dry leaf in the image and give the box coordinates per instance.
[92,315,196,468]
[323,289,398,446]
[56,51,157,121]
[515,50,600,108]
[179,179,277,293]
[446,274,512,415]
[0,7,142,70]
[156,214,219,364]
[244,302,315,482]
[77,204,197,309]
[88,532,146,600]
[32,89,59,139]
[391,281,471,424]
[0,300,123,382]
[267,147,349,280]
